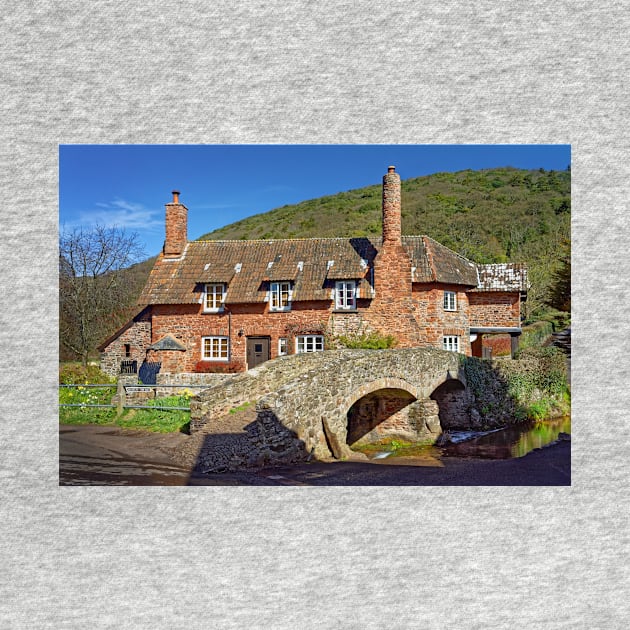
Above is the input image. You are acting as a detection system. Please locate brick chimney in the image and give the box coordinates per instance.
[364,166,419,345]
[164,190,187,257]
[382,165,402,244]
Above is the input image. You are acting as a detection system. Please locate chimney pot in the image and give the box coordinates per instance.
[172,190,180,204]
[388,166,396,173]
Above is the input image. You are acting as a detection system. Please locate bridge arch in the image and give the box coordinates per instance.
[340,377,420,448]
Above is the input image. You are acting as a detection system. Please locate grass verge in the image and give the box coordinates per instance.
[59,393,191,433]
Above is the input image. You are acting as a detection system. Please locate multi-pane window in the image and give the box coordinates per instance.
[201,336,229,361]
[204,283,226,312]
[443,291,457,311]
[278,338,288,356]
[296,335,324,354]
[442,336,460,353]
[335,281,356,310]
[270,282,292,311]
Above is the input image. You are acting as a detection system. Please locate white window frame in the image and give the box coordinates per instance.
[204,283,226,313]
[443,290,457,312]
[296,335,324,354]
[201,336,230,361]
[335,280,356,310]
[278,338,288,356]
[443,335,460,353]
[270,281,292,312]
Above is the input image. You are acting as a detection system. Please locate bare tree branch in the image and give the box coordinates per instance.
[59,225,145,365]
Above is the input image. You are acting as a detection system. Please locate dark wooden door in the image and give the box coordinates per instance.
[246,337,270,369]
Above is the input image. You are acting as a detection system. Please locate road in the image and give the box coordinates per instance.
[60,424,570,486]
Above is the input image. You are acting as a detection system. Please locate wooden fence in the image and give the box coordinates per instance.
[58,383,207,413]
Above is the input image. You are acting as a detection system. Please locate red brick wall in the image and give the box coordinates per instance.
[382,167,402,244]
[102,277,526,373]
[149,301,340,372]
[468,292,520,328]
[412,283,472,355]
[164,201,187,256]
[365,241,420,346]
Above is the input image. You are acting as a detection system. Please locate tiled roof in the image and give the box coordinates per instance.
[138,236,505,306]
[409,236,480,286]
[474,263,528,292]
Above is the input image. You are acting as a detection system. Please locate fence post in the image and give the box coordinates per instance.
[116,380,126,416]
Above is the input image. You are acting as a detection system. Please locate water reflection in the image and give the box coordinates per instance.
[441,416,571,459]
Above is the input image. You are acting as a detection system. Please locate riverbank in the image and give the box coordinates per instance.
[59,424,570,486]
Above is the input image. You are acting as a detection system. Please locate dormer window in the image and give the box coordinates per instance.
[335,280,356,310]
[443,291,457,312]
[270,281,292,312]
[204,283,226,312]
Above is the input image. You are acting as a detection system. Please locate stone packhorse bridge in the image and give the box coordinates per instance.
[188,348,472,470]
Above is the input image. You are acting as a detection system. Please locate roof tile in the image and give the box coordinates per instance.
[139,236,521,306]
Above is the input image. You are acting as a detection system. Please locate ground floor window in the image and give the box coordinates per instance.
[278,338,288,356]
[443,335,460,352]
[202,336,229,360]
[296,335,324,354]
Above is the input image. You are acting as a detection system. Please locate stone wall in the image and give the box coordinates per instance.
[430,379,474,429]
[99,317,151,377]
[154,371,234,397]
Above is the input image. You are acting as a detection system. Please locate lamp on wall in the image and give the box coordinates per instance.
[238,329,244,337]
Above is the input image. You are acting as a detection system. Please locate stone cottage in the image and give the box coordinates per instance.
[99,167,527,379]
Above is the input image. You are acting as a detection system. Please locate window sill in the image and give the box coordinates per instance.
[333,308,358,313]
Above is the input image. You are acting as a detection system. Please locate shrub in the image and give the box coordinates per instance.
[519,321,554,349]
[334,330,397,350]
[460,346,570,425]
[59,363,115,385]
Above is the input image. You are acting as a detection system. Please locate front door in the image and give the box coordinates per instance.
[246,337,270,369]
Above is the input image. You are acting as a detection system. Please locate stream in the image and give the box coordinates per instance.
[368,416,571,461]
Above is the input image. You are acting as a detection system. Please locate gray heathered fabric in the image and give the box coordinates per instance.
[1,1,628,628]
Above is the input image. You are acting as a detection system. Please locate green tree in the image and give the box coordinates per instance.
[546,240,571,312]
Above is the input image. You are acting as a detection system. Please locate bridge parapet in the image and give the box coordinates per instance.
[190,349,370,432]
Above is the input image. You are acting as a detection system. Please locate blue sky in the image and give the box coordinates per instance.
[59,144,571,257]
